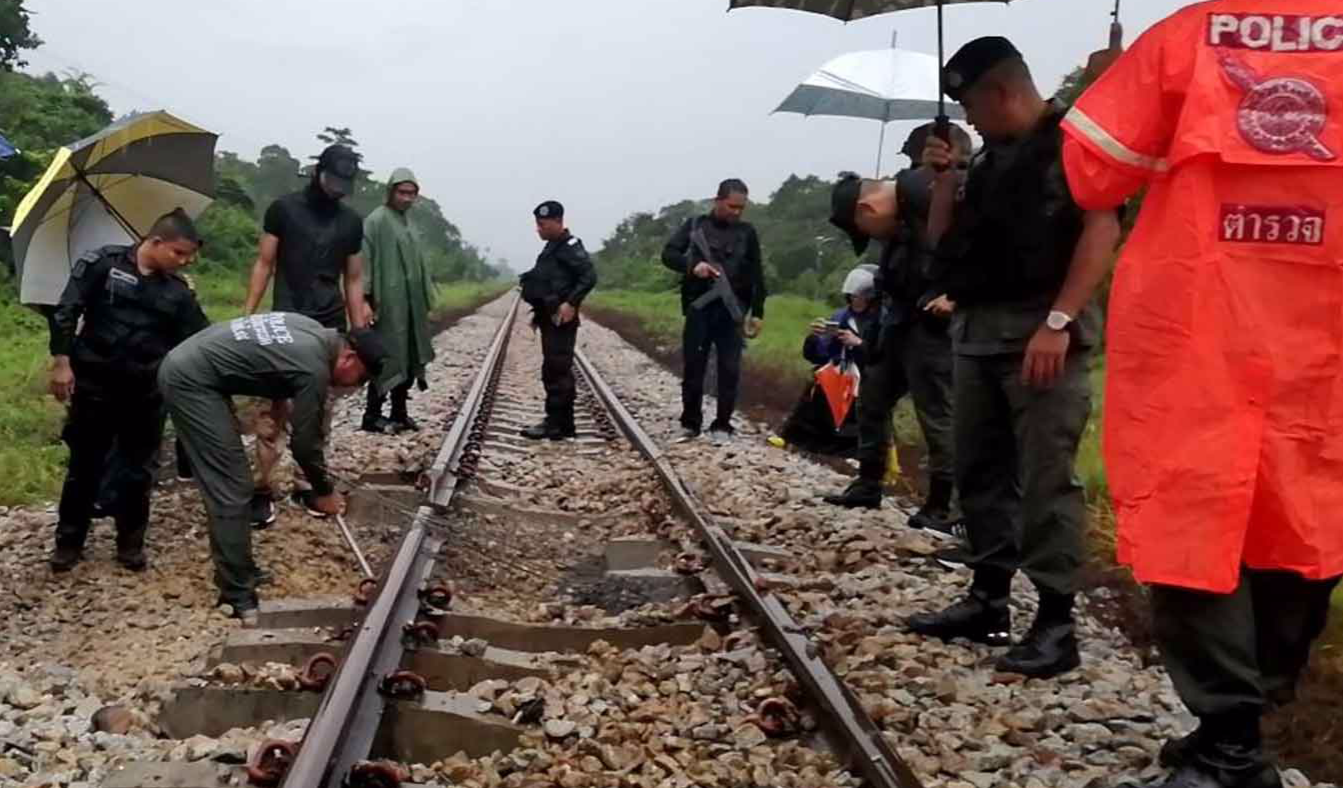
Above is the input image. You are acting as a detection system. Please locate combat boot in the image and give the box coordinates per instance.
[909,478,956,531]
[361,415,396,434]
[823,478,882,509]
[906,586,1011,646]
[995,592,1080,678]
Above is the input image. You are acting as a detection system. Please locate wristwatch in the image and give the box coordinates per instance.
[1046,310,1074,332]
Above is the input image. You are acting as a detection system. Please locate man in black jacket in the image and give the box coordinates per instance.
[661,179,766,444]
[825,123,972,530]
[46,209,210,572]
[518,200,597,440]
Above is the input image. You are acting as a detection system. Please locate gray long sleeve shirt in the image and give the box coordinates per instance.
[163,312,342,494]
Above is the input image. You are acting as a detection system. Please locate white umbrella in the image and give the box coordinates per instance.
[775,45,965,175]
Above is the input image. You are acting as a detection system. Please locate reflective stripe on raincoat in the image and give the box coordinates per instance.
[1061,0,1343,592]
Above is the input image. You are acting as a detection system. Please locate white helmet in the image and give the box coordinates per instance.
[842,267,876,298]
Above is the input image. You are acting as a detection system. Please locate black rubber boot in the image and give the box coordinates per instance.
[906,583,1012,646]
[390,389,419,433]
[995,592,1080,678]
[823,478,883,509]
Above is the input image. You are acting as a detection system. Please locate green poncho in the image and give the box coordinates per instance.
[362,168,436,392]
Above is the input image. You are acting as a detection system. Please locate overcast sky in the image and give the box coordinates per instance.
[23,0,1193,270]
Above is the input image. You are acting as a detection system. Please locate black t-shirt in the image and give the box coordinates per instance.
[263,185,363,330]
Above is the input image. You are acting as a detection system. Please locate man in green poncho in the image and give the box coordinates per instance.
[360,169,436,433]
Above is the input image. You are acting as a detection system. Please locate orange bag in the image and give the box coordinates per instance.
[1062,1,1343,593]
[814,362,860,430]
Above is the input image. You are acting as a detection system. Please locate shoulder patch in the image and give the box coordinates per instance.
[567,236,581,246]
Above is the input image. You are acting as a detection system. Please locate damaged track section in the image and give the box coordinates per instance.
[130,294,920,788]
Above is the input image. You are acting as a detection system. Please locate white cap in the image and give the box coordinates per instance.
[842,267,876,298]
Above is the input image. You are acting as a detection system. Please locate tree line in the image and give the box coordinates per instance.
[0,3,495,287]
[593,65,1109,306]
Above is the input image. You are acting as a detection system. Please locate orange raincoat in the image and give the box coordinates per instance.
[1061,1,1343,593]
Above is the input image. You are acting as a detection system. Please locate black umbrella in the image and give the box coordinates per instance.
[728,0,1025,134]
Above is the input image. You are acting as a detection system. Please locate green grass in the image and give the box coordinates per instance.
[0,271,509,507]
[432,280,510,313]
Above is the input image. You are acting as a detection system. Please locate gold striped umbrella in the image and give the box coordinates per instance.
[11,110,217,306]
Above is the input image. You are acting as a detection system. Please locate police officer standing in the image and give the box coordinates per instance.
[904,38,1121,680]
[46,209,210,572]
[159,314,387,622]
[1065,5,1342,785]
[661,179,766,443]
[518,201,596,440]
[824,122,972,531]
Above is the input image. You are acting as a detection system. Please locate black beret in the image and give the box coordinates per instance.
[944,36,1023,102]
[533,200,564,220]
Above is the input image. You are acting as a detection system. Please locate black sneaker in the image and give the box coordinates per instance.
[50,544,83,573]
[910,503,959,533]
[906,592,1012,646]
[390,414,420,433]
[361,415,396,434]
[250,494,277,530]
[923,518,967,543]
[293,490,329,519]
[823,479,882,510]
[934,543,974,569]
[520,422,574,440]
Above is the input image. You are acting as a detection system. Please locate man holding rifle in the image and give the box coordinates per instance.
[661,179,767,444]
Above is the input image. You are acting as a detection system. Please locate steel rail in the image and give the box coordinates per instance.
[573,348,923,788]
[280,296,522,788]
[428,294,520,508]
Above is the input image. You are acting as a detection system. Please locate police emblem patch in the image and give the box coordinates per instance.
[538,206,550,218]
[1218,50,1336,161]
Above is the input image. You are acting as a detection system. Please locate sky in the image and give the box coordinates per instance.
[22,0,1195,271]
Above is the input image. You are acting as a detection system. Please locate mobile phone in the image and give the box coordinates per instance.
[823,320,842,336]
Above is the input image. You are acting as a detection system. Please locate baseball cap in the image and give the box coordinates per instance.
[347,327,388,378]
[829,173,870,256]
[317,145,361,197]
[533,200,564,220]
[943,36,1023,103]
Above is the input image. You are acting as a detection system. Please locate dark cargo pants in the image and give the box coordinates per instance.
[855,322,955,485]
[57,387,165,556]
[955,350,1092,597]
[680,303,742,432]
[1151,570,1340,757]
[539,316,579,431]
[159,362,260,610]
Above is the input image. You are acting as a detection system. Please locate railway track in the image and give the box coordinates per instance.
[117,295,923,788]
